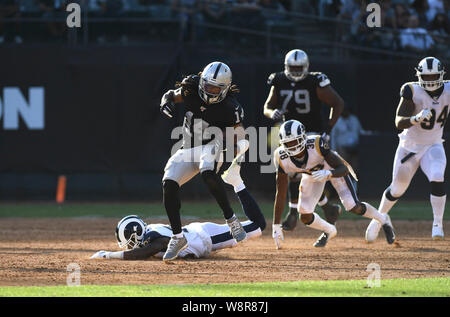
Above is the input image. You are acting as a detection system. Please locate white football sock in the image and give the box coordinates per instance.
[173,232,184,239]
[362,202,386,224]
[430,195,446,227]
[109,251,124,259]
[306,212,336,234]
[378,190,397,214]
[234,183,246,193]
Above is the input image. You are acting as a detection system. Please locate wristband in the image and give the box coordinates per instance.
[410,116,418,125]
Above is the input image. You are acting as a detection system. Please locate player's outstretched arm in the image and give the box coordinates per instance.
[395,83,433,129]
[123,237,171,260]
[395,97,432,130]
[317,85,345,134]
[312,151,349,181]
[272,168,288,249]
[263,86,283,120]
[160,88,184,118]
[395,97,416,129]
[273,168,288,225]
[90,237,170,261]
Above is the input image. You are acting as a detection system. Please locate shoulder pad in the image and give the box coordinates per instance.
[319,135,330,151]
[267,73,277,85]
[400,82,414,100]
[311,72,331,88]
[312,135,330,157]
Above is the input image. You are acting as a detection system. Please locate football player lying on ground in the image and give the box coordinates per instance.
[272,120,396,248]
[90,145,266,260]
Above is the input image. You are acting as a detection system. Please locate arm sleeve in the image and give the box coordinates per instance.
[400,83,413,100]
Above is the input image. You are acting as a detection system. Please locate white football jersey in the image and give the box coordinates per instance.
[143,223,212,259]
[274,135,330,174]
[399,81,450,152]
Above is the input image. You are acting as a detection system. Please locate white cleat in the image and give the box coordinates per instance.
[432,225,444,240]
[328,225,337,240]
[313,226,337,247]
[365,218,382,243]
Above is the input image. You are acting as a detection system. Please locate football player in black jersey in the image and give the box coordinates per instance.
[159,61,247,261]
[263,49,345,231]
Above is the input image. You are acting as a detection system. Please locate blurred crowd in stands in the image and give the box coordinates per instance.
[0,0,448,57]
[331,0,450,55]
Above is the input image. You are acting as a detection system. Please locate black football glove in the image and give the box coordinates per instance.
[160,101,175,118]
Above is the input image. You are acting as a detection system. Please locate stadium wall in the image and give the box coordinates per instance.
[0,46,448,201]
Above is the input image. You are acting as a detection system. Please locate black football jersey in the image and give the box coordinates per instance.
[180,75,244,148]
[267,71,330,132]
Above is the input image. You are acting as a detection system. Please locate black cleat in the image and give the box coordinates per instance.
[322,203,342,225]
[382,223,396,244]
[281,210,299,231]
[314,232,329,247]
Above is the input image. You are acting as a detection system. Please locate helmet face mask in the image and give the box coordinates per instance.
[415,57,445,91]
[284,49,309,82]
[279,120,307,156]
[115,215,147,250]
[281,136,307,156]
[198,62,232,104]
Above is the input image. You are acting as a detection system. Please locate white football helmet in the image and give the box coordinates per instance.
[284,49,309,82]
[198,61,232,104]
[115,215,147,249]
[415,57,445,91]
[279,120,307,156]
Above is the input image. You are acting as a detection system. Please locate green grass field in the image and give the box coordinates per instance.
[1,201,448,297]
[0,278,449,297]
[0,200,448,221]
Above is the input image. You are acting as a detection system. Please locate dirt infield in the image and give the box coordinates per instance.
[0,218,449,286]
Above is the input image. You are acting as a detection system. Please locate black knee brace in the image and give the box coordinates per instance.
[349,202,366,216]
[385,187,401,201]
[431,181,446,197]
[301,213,315,225]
